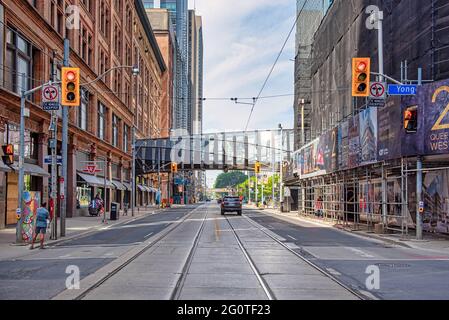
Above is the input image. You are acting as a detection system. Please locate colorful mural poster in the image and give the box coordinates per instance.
[338,120,349,170]
[348,113,360,169]
[421,80,449,155]
[422,170,449,234]
[359,107,378,165]
[377,97,402,161]
[21,191,41,242]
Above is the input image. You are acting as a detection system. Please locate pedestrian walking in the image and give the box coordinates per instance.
[30,202,50,250]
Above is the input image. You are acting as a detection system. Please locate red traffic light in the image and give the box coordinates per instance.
[356,62,367,72]
[66,71,76,81]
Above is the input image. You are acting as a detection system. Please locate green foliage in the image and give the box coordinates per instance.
[214,171,248,189]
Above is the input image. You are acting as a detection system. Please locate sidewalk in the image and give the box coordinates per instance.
[0,205,163,261]
[248,206,449,255]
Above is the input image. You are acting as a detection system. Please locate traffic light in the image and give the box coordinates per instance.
[171,162,178,173]
[1,144,14,166]
[352,58,371,97]
[404,106,418,133]
[61,67,80,107]
[255,161,261,174]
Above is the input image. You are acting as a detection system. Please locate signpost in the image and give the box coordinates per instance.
[388,84,418,96]
[370,82,387,99]
[42,84,60,111]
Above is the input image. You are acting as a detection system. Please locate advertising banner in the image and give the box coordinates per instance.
[359,107,378,165]
[422,170,449,234]
[377,97,402,161]
[421,80,449,155]
[338,120,349,170]
[348,114,360,169]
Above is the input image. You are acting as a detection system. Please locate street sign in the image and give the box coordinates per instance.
[44,155,62,165]
[388,84,418,96]
[42,84,60,111]
[83,164,102,175]
[370,82,386,99]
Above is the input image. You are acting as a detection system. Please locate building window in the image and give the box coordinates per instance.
[79,89,89,130]
[112,114,119,147]
[5,28,32,94]
[123,124,129,153]
[98,102,106,140]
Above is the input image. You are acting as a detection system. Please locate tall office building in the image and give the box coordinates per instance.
[143,0,189,132]
[188,11,203,135]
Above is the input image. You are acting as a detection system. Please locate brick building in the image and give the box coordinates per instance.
[0,0,166,228]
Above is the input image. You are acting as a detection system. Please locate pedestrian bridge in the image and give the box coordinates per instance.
[135,129,294,174]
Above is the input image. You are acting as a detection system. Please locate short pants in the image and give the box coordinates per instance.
[35,226,47,235]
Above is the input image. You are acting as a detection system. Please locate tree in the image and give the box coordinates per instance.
[214,171,248,189]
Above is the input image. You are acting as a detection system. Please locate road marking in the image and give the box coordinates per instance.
[144,232,154,239]
[326,268,342,276]
[359,290,380,301]
[348,248,375,258]
[287,235,297,241]
[285,242,301,250]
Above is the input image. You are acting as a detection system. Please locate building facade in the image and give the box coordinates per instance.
[0,0,166,229]
[143,0,189,132]
[288,0,449,235]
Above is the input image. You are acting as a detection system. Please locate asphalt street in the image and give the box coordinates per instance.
[2,203,448,300]
[246,209,449,300]
[0,205,199,300]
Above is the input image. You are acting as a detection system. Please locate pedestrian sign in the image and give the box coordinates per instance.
[42,84,60,111]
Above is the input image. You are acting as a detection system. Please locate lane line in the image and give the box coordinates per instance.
[287,235,297,241]
[144,232,154,239]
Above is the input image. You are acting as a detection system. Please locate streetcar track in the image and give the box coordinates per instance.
[243,214,369,300]
[170,207,209,300]
[69,205,203,300]
[224,215,276,301]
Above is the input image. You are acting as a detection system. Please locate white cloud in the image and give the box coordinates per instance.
[193,0,296,133]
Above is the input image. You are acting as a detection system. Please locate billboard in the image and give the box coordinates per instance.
[377,97,402,161]
[421,80,449,155]
[348,113,360,169]
[359,107,378,165]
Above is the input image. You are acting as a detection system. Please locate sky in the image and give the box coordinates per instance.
[188,0,297,187]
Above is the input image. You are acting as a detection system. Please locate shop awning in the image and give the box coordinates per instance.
[78,173,114,188]
[112,180,126,191]
[138,185,149,192]
[0,162,11,172]
[123,182,131,191]
[11,163,50,177]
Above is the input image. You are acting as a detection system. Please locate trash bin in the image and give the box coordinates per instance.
[110,202,119,221]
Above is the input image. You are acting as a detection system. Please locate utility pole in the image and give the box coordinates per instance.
[416,157,423,240]
[50,52,58,241]
[60,38,70,238]
[16,74,27,244]
[279,124,284,211]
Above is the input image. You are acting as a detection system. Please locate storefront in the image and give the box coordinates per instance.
[77,172,114,216]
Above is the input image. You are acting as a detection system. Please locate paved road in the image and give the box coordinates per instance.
[246,209,449,300]
[4,203,446,300]
[65,204,358,300]
[0,205,199,300]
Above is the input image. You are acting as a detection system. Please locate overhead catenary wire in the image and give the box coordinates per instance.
[244,0,311,131]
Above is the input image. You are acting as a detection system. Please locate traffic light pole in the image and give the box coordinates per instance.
[60,38,70,238]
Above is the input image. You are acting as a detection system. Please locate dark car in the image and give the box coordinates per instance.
[221,196,242,216]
